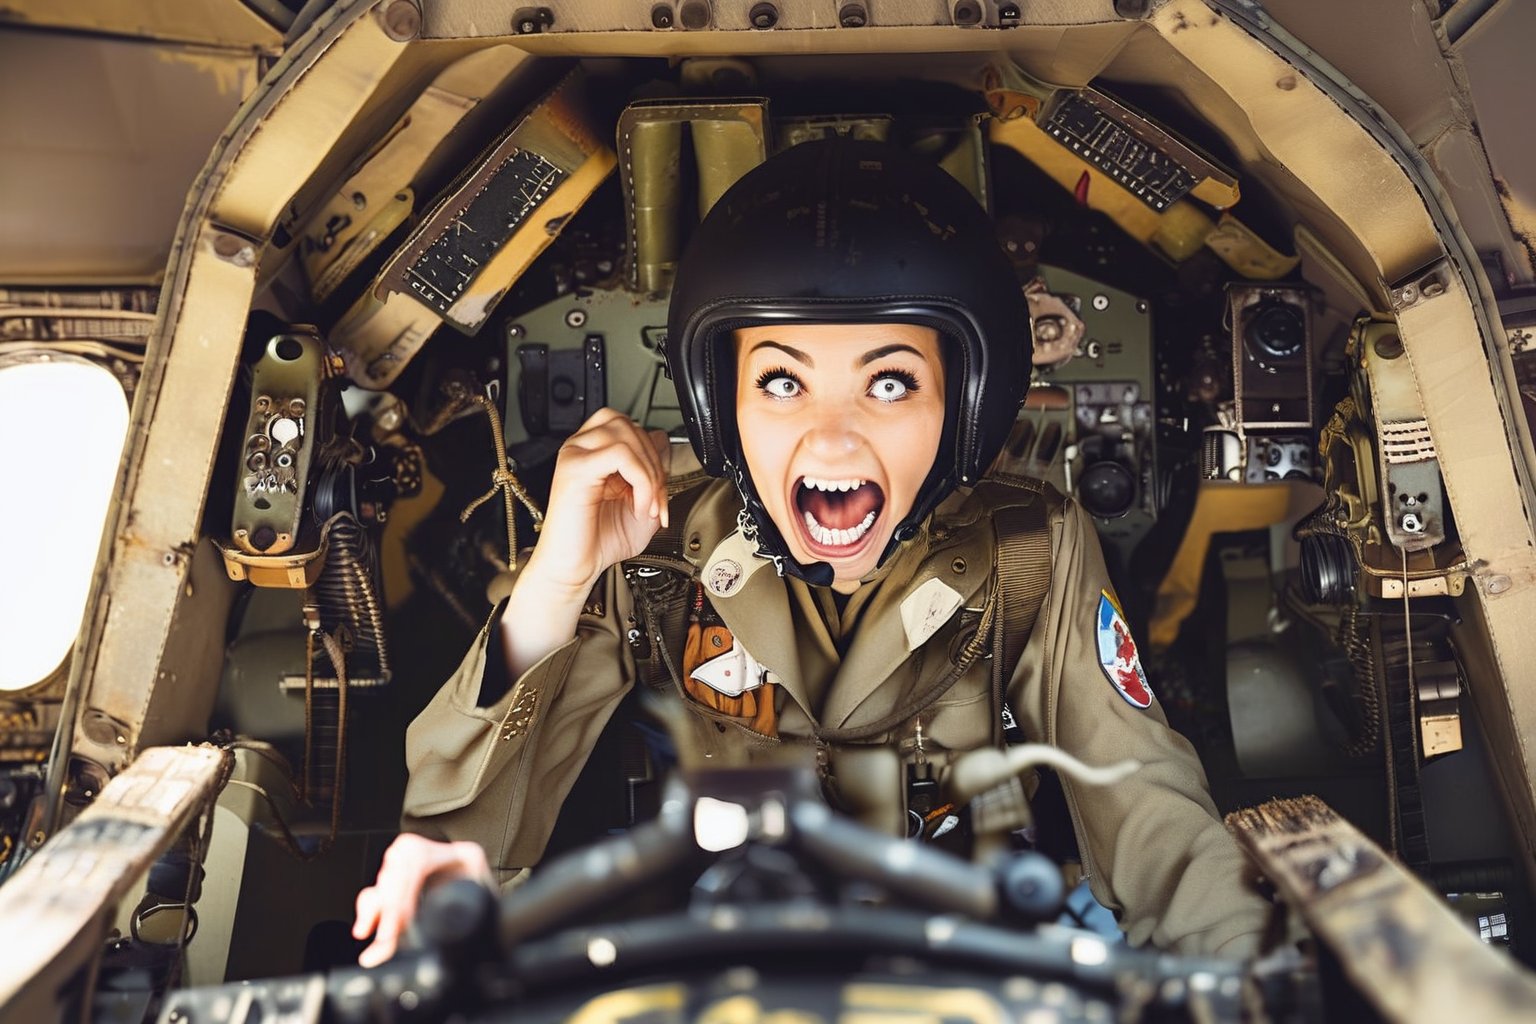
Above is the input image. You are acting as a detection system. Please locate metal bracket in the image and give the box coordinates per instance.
[1361,320,1447,552]
[1389,258,1453,312]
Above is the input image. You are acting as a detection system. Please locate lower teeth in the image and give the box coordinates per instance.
[804,509,878,548]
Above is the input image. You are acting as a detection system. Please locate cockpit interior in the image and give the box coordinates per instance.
[2,1,1535,1020]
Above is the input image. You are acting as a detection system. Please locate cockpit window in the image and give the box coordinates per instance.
[0,356,129,691]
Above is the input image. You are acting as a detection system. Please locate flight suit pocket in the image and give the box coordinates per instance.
[927,658,994,751]
[682,619,779,736]
[933,610,992,713]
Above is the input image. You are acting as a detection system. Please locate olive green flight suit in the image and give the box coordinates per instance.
[402,477,1271,957]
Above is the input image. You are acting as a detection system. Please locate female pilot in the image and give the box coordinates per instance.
[353,138,1270,965]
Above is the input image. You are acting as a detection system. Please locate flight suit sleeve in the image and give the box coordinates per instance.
[1011,497,1272,957]
[399,566,636,886]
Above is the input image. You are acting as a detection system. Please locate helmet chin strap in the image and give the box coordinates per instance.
[728,468,837,586]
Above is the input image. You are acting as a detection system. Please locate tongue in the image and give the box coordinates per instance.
[798,483,883,530]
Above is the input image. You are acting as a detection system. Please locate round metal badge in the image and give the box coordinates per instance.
[707,558,744,597]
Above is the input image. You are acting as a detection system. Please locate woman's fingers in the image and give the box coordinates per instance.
[571,439,660,522]
[354,882,414,967]
[602,414,667,490]
[357,900,407,968]
[569,415,667,485]
[574,405,627,432]
[353,839,429,966]
[353,835,492,967]
[352,885,381,941]
[557,416,668,523]
[614,421,669,518]
[649,430,673,529]
[528,411,676,591]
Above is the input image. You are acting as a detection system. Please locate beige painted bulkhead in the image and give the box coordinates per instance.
[53,0,1536,894]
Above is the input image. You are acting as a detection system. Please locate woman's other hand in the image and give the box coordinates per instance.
[352,833,492,967]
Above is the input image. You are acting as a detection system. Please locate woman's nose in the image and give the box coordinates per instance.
[802,403,865,456]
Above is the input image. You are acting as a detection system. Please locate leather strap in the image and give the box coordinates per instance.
[626,474,715,693]
[992,497,1053,682]
[977,475,1052,748]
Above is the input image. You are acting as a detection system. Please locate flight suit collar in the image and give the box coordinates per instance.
[684,482,994,731]
[822,514,993,729]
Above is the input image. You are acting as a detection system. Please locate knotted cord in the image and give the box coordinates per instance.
[460,393,544,563]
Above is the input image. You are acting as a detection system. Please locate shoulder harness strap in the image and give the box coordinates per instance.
[641,470,713,560]
[976,475,1053,746]
[984,474,1054,681]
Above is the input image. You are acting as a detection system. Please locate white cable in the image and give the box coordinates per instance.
[948,744,1140,804]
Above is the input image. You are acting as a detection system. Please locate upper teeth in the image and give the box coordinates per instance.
[803,476,866,492]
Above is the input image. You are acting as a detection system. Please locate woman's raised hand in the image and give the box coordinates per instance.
[521,408,672,598]
[498,410,671,677]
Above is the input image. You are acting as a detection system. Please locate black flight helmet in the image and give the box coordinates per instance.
[666,137,1032,584]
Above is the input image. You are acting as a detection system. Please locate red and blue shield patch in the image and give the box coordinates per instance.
[1096,590,1152,708]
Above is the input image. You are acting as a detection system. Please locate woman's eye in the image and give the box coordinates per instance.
[761,374,801,399]
[868,373,914,402]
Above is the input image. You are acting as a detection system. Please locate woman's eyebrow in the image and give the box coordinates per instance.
[858,343,923,366]
[747,339,813,365]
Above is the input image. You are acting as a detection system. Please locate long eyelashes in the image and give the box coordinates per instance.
[753,366,923,399]
[871,368,921,393]
[754,366,803,399]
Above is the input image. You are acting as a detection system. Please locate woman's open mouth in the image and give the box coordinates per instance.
[793,476,885,553]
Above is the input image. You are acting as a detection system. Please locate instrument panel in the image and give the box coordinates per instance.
[396,149,568,318]
[1037,88,1239,212]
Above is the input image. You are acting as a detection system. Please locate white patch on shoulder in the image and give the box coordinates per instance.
[689,638,766,697]
[900,576,965,651]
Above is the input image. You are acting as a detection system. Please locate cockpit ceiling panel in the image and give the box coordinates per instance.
[208,30,532,245]
[0,0,282,50]
[1264,0,1533,283]
[1114,3,1442,290]
[475,24,1140,87]
[421,0,1128,36]
[0,31,258,285]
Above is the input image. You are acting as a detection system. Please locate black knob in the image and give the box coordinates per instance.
[998,851,1066,922]
[678,0,711,29]
[1245,300,1305,360]
[416,878,499,962]
[1079,460,1135,519]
